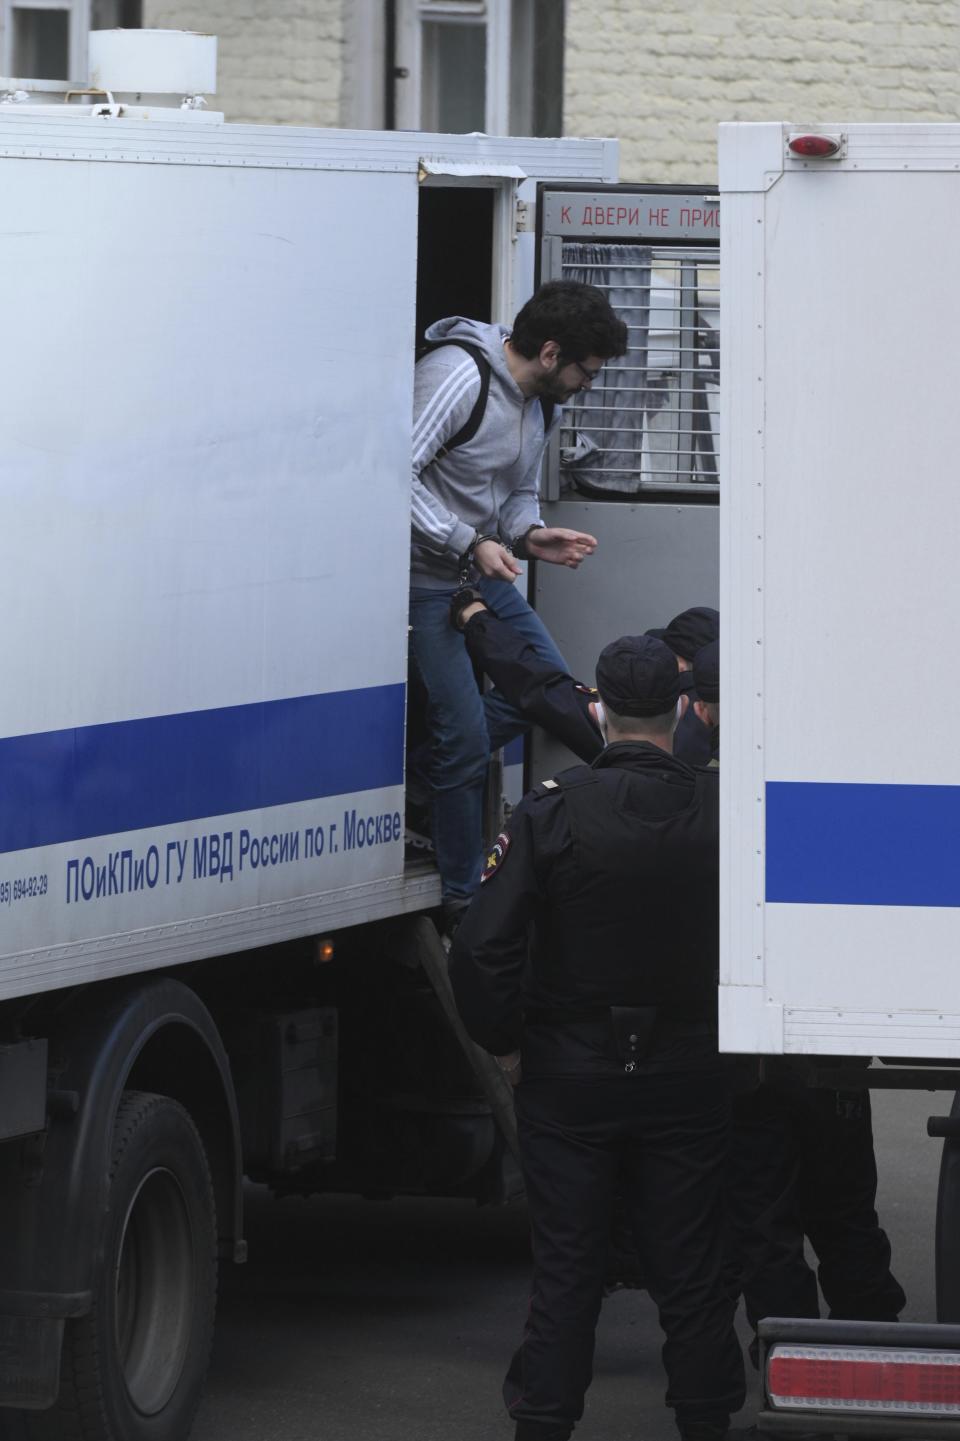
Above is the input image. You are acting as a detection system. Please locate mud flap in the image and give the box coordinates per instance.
[402,916,520,1166]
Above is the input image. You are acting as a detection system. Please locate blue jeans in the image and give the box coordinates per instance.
[408,577,568,904]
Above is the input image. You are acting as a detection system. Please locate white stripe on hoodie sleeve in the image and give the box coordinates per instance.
[411,356,482,557]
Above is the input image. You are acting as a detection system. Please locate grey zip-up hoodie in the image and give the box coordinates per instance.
[411,317,560,589]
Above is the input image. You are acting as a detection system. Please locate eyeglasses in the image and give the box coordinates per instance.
[569,359,602,385]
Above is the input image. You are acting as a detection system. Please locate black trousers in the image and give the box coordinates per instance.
[505,1064,745,1440]
[726,1073,906,1341]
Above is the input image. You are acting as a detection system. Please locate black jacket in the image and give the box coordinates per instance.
[449,742,719,1061]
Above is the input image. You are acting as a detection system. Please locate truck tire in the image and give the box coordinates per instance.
[25,1091,218,1441]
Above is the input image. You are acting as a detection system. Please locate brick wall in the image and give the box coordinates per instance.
[142,0,345,126]
[565,0,960,183]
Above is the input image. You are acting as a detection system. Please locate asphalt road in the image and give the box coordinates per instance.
[193,1087,952,1441]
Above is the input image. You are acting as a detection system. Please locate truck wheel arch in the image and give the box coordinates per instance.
[48,975,245,1283]
[0,974,243,1412]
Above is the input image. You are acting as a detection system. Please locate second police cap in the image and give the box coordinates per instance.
[693,639,719,704]
[661,606,719,663]
[595,634,681,718]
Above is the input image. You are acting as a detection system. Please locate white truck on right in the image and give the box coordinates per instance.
[720,120,960,1434]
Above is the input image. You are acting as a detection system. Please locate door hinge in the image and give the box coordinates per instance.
[514,199,535,236]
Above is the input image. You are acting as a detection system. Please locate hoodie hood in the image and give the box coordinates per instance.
[424,317,520,396]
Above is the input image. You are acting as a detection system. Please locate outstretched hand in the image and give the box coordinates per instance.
[526,526,598,569]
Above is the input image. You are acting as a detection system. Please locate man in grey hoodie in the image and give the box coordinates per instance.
[410,281,628,930]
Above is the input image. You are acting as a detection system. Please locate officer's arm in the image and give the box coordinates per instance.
[462,610,602,763]
[448,804,543,1057]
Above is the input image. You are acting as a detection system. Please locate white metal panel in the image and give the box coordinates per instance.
[717,120,783,194]
[1,160,414,733]
[720,122,960,1057]
[787,122,960,173]
[762,166,960,788]
[0,142,419,994]
[766,905,960,1016]
[0,113,617,177]
[781,1009,960,1058]
[0,866,441,1003]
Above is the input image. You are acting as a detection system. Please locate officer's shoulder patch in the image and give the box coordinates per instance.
[481,830,511,883]
[573,682,599,696]
[530,777,560,800]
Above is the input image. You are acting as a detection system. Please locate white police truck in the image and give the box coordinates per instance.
[719,121,960,1435]
[0,28,626,1440]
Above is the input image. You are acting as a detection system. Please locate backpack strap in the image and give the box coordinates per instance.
[418,340,491,457]
[418,339,555,453]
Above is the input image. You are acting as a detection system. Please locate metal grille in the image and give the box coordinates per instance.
[556,243,719,496]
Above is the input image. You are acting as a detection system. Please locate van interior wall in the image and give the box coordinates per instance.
[416,186,494,342]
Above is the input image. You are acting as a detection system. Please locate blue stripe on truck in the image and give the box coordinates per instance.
[0,684,406,855]
[766,780,960,907]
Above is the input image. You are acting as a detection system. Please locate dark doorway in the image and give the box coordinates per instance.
[416,187,495,344]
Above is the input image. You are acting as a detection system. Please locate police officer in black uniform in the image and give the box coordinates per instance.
[691,638,905,1361]
[449,634,744,1441]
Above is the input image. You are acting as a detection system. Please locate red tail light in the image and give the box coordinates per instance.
[787,134,842,158]
[769,1344,960,1415]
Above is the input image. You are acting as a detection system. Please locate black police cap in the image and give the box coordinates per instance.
[693,639,719,704]
[661,606,719,663]
[595,634,680,718]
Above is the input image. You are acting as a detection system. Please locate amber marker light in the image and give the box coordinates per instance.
[315,938,336,963]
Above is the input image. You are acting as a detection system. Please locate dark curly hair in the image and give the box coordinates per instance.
[510,280,628,362]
